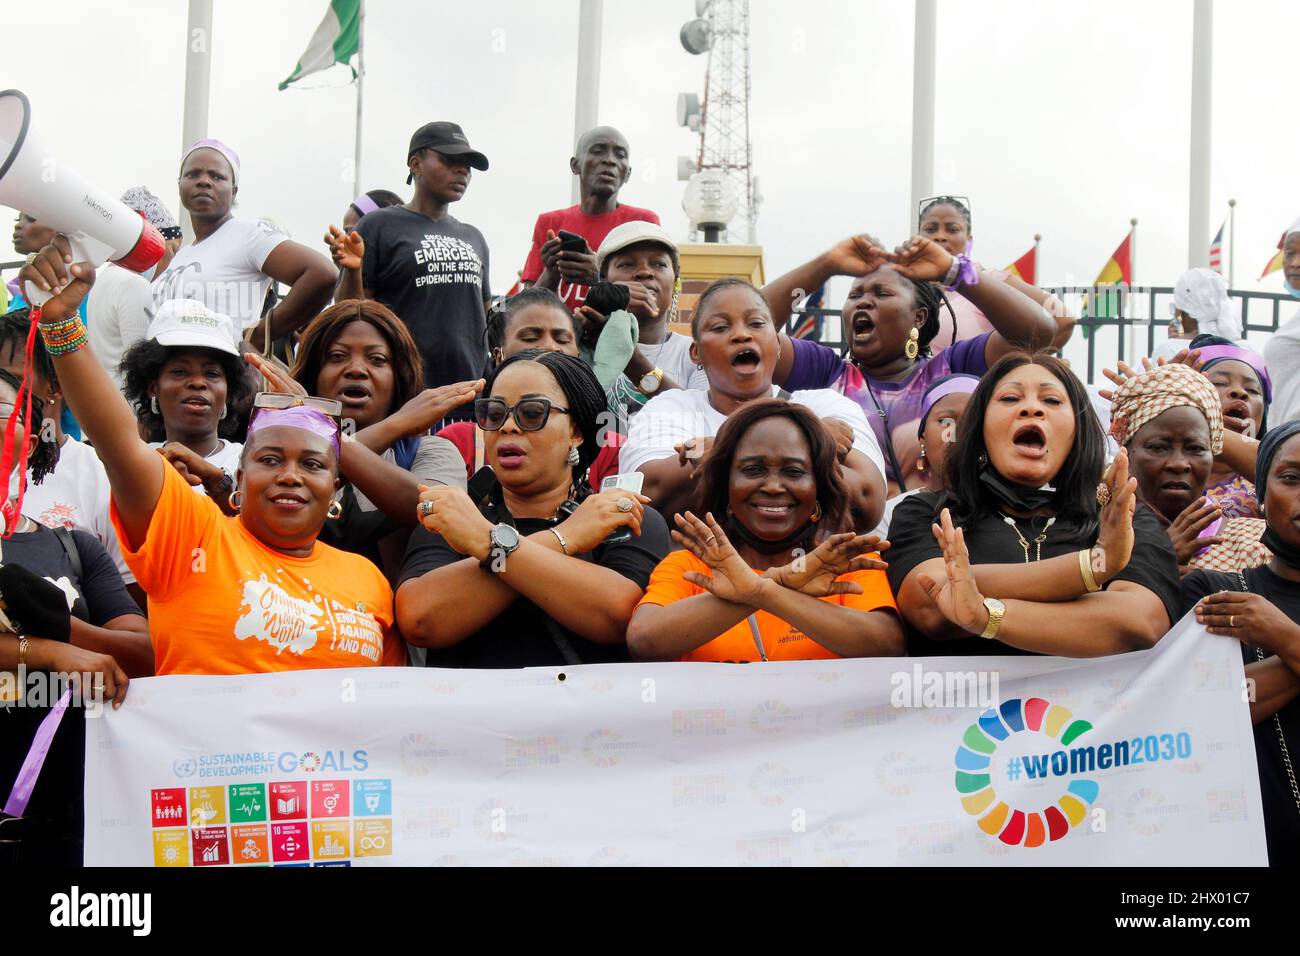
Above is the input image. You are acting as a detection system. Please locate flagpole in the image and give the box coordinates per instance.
[1228,198,1236,288]
[909,0,937,228]
[1128,218,1138,361]
[180,0,214,242]
[1033,233,1041,284]
[1188,0,1213,268]
[353,0,365,199]
[572,0,604,205]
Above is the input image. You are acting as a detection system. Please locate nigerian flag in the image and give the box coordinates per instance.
[278,0,361,90]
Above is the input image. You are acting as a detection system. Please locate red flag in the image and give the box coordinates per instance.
[1004,245,1037,286]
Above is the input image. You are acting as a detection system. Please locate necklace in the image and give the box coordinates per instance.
[1000,512,1057,563]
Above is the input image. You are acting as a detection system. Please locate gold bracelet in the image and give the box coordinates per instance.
[979,598,1006,639]
[1079,548,1101,593]
[17,636,28,668]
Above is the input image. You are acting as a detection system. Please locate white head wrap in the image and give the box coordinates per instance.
[1171,267,1240,339]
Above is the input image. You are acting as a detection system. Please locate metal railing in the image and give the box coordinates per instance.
[5,256,1292,388]
[788,285,1296,385]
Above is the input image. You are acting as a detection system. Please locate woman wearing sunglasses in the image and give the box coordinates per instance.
[16,244,406,676]
[397,349,671,667]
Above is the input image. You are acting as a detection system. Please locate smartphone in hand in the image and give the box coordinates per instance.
[557,230,590,254]
[600,472,645,543]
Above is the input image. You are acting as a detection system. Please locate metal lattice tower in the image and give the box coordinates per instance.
[693,0,757,243]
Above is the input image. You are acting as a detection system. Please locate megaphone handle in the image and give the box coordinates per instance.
[22,233,105,306]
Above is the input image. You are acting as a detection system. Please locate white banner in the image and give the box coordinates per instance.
[84,615,1267,866]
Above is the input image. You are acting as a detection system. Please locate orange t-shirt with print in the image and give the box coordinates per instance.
[637,549,897,662]
[111,464,405,675]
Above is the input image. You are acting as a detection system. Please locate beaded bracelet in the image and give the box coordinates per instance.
[35,311,90,355]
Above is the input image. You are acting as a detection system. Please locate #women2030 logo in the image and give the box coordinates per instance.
[954,697,1100,848]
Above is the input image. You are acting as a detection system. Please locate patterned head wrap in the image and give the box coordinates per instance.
[120,186,182,240]
[1108,363,1224,455]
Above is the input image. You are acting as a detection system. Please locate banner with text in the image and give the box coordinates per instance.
[84,616,1267,866]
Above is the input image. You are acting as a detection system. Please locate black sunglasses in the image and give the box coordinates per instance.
[474,396,570,432]
[917,194,972,223]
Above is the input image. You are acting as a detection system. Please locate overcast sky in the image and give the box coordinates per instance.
[5,0,1298,355]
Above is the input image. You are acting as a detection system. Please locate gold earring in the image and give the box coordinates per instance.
[228,490,242,512]
[904,328,920,360]
[327,499,344,519]
[810,502,823,522]
[917,443,928,472]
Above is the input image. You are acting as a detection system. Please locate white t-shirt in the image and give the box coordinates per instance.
[619,385,887,490]
[1266,307,1300,426]
[87,263,154,390]
[23,436,134,585]
[148,440,244,497]
[151,218,287,332]
[627,331,710,392]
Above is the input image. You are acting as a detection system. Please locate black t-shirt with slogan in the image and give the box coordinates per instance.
[357,206,491,396]
[1182,565,1300,866]
[885,491,1182,657]
[0,526,141,864]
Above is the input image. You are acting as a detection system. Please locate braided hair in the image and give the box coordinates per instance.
[0,367,59,485]
[919,195,972,232]
[0,308,58,393]
[689,276,767,339]
[907,276,957,358]
[484,349,608,488]
[485,287,578,354]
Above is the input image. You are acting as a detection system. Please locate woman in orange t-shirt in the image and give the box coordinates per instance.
[628,399,903,662]
[19,242,405,675]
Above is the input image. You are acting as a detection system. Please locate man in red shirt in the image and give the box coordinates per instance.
[520,126,659,310]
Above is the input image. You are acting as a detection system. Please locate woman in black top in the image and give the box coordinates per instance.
[0,369,149,864]
[396,350,670,667]
[886,351,1181,656]
[1184,420,1300,864]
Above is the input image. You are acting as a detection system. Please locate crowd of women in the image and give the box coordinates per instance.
[4,130,1300,867]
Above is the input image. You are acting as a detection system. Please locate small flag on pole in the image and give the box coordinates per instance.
[1260,232,1286,280]
[1208,220,1225,274]
[1004,244,1037,285]
[791,285,825,339]
[1080,229,1134,336]
[279,0,362,91]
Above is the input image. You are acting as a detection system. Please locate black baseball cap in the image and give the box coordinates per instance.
[406,121,489,183]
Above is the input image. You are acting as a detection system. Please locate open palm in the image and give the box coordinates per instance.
[765,532,887,597]
[915,509,987,632]
[672,511,765,606]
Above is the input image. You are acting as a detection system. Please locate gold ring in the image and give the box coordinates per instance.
[617,497,634,513]
[1096,482,1112,508]
[419,500,433,518]
[1229,615,1236,628]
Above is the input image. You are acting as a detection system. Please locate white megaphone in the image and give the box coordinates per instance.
[0,89,164,305]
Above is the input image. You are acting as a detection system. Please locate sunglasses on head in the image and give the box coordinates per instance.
[474,396,569,432]
[918,195,972,221]
[252,393,343,419]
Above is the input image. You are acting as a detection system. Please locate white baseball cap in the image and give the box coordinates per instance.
[147,299,241,356]
[596,220,680,275]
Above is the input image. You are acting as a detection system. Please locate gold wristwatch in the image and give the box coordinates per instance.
[979,598,1006,640]
[638,367,665,396]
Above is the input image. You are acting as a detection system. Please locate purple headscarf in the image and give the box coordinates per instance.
[182,138,241,186]
[247,406,340,458]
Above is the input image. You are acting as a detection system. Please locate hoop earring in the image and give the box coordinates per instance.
[566,446,580,466]
[904,328,920,361]
[151,396,160,415]
[810,502,823,522]
[228,490,243,512]
[219,405,228,421]
[327,499,344,520]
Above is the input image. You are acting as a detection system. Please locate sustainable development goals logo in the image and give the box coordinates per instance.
[954,697,1101,847]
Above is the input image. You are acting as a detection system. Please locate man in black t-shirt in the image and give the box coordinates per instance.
[354,122,493,407]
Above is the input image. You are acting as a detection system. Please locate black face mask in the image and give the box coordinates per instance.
[1262,525,1300,570]
[978,464,1057,513]
[725,514,816,556]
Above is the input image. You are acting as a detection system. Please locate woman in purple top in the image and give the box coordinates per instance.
[764,235,1059,494]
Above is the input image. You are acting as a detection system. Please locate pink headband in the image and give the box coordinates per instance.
[919,375,980,424]
[182,138,241,186]
[247,406,340,458]
[1196,345,1272,403]
[351,194,380,217]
